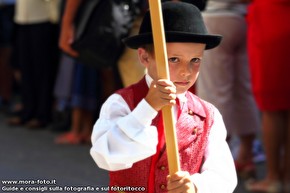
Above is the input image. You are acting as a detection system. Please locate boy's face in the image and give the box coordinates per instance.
[138,42,206,94]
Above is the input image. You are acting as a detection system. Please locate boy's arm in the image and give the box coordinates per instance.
[190,107,237,193]
[90,93,158,171]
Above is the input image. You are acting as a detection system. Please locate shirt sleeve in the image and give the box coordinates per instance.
[190,107,238,193]
[90,93,158,171]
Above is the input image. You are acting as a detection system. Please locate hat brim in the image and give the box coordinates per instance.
[123,31,222,50]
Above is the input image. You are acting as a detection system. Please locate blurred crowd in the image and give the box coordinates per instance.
[0,0,289,192]
[0,0,128,145]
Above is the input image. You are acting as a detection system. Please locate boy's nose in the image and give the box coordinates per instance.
[179,65,191,77]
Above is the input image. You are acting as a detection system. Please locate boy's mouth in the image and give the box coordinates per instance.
[174,81,190,86]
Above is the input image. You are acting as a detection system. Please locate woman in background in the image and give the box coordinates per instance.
[246,0,290,192]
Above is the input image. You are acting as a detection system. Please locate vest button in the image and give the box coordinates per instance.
[160,184,166,190]
[160,166,166,170]
[192,127,198,135]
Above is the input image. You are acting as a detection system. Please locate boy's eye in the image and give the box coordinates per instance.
[168,57,179,63]
[191,58,201,63]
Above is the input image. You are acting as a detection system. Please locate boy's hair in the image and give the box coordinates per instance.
[140,44,154,54]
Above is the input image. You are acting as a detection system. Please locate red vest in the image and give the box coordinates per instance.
[110,77,214,193]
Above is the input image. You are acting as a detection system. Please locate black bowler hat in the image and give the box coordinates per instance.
[123,1,222,50]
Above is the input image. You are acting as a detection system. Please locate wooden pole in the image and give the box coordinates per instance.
[148,0,180,174]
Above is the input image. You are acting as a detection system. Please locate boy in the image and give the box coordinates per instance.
[90,2,237,193]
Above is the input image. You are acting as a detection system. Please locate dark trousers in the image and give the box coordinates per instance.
[15,22,59,123]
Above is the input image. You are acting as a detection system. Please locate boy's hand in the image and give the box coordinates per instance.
[145,79,177,111]
[167,171,197,193]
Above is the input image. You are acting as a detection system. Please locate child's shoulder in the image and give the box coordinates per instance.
[115,77,148,109]
[187,91,214,107]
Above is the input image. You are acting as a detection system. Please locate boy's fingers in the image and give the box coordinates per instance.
[167,178,191,192]
[157,79,176,88]
[168,171,188,181]
[155,79,177,95]
[167,174,195,193]
[160,92,176,103]
[156,84,176,94]
[167,172,191,186]
[165,86,177,94]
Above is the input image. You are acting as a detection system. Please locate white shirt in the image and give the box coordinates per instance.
[14,0,61,24]
[204,0,248,15]
[90,75,237,193]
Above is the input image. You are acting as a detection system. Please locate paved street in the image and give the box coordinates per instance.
[0,112,265,193]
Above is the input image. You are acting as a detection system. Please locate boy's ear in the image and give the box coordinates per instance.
[138,48,150,65]
[142,54,149,62]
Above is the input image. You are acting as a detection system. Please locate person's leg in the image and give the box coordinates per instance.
[29,23,59,127]
[55,107,82,144]
[0,5,14,108]
[80,109,94,144]
[197,14,235,136]
[55,62,99,144]
[233,15,260,178]
[235,134,256,179]
[198,15,259,175]
[246,111,285,192]
[263,111,285,182]
[11,25,35,123]
[50,54,74,132]
[70,107,82,135]
[283,111,290,191]
[0,47,13,104]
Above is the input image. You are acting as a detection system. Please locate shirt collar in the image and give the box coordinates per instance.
[145,74,153,88]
